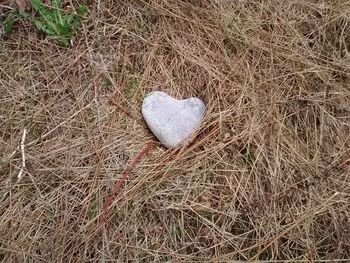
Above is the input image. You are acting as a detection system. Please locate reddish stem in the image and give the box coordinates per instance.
[100,142,155,226]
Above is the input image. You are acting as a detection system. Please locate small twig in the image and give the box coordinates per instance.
[0,4,14,10]
[99,141,156,226]
[17,128,27,182]
[7,146,19,160]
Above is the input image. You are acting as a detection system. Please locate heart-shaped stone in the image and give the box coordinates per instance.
[142,91,205,148]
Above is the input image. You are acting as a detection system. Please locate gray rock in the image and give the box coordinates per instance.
[142,91,205,148]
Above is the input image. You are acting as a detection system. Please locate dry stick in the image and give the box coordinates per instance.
[99,141,156,226]
[17,128,27,182]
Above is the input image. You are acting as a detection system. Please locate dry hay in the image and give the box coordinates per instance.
[0,0,350,261]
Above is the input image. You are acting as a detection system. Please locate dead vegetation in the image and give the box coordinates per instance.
[1,0,350,261]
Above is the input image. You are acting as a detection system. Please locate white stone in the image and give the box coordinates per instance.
[142,91,205,148]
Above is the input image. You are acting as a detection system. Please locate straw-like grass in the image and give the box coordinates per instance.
[1,0,349,261]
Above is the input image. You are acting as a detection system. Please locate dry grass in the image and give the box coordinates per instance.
[1,0,350,261]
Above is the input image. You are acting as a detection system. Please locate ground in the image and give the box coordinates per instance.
[1,0,350,261]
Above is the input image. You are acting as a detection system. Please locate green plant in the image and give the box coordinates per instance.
[0,12,20,34]
[19,0,87,46]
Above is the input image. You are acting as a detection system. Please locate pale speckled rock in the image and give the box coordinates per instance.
[142,91,205,148]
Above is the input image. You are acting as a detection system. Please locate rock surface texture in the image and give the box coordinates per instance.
[142,91,205,148]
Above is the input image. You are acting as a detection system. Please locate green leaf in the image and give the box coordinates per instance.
[2,21,13,34]
[78,5,88,16]
[29,0,52,20]
[52,0,64,25]
[19,0,88,46]
[1,12,21,34]
[53,0,61,9]
[1,19,14,34]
